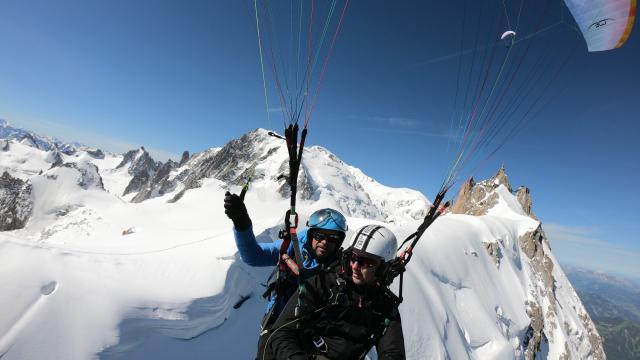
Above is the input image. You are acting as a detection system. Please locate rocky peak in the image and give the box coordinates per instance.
[179,151,190,166]
[117,147,162,197]
[117,147,159,174]
[451,176,498,215]
[169,129,283,201]
[452,167,521,216]
[493,165,512,192]
[197,129,279,183]
[0,171,33,231]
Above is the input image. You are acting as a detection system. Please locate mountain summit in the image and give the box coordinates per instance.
[0,126,604,359]
[116,129,429,222]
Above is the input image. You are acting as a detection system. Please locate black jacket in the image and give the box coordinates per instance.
[265,268,405,360]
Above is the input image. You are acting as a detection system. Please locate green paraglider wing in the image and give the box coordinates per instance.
[564,0,637,51]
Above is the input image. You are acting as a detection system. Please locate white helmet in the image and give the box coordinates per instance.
[347,225,398,262]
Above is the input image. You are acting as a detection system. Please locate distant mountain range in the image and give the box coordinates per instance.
[565,266,640,360]
[0,119,83,154]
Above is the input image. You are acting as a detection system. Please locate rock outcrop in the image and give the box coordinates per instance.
[86,148,105,159]
[523,300,547,360]
[0,171,33,230]
[483,241,502,267]
[61,163,105,190]
[451,169,506,215]
[47,150,64,168]
[516,186,536,218]
[131,160,179,203]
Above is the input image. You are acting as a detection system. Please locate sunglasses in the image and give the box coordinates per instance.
[312,231,344,243]
[349,253,379,268]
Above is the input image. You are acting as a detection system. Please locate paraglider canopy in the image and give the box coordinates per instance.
[563,0,637,51]
[500,30,517,40]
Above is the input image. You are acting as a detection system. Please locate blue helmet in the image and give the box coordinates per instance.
[306,208,348,233]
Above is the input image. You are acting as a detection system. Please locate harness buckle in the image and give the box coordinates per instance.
[313,336,328,352]
[288,212,299,229]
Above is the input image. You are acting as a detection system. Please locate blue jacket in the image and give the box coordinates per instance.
[233,225,337,321]
[233,226,318,268]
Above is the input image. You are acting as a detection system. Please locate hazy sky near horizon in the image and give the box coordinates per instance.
[1,0,638,278]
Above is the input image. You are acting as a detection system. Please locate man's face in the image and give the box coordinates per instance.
[349,252,380,286]
[310,230,343,260]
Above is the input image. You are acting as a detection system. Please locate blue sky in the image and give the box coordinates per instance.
[1,0,638,278]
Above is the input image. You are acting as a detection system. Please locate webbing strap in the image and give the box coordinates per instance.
[274,125,308,303]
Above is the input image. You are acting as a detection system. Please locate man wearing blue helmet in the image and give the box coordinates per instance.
[223,192,348,358]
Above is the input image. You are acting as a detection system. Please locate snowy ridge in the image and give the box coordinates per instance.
[0,119,82,154]
[398,181,602,359]
[346,164,429,223]
[0,127,603,359]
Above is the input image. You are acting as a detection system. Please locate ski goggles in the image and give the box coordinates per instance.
[307,209,348,232]
[349,253,380,268]
[311,231,344,243]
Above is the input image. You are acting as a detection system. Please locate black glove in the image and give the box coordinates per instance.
[224,191,251,231]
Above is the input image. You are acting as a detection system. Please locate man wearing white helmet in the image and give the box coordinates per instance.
[265,224,406,360]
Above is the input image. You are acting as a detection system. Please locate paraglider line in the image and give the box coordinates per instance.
[515,0,525,32]
[513,22,563,45]
[302,0,316,125]
[471,33,578,179]
[447,0,468,156]
[264,1,294,111]
[462,0,554,165]
[304,0,350,128]
[260,0,294,125]
[477,0,558,147]
[502,0,512,30]
[253,0,271,129]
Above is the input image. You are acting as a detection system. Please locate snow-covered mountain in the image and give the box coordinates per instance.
[0,119,83,155]
[0,123,603,359]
